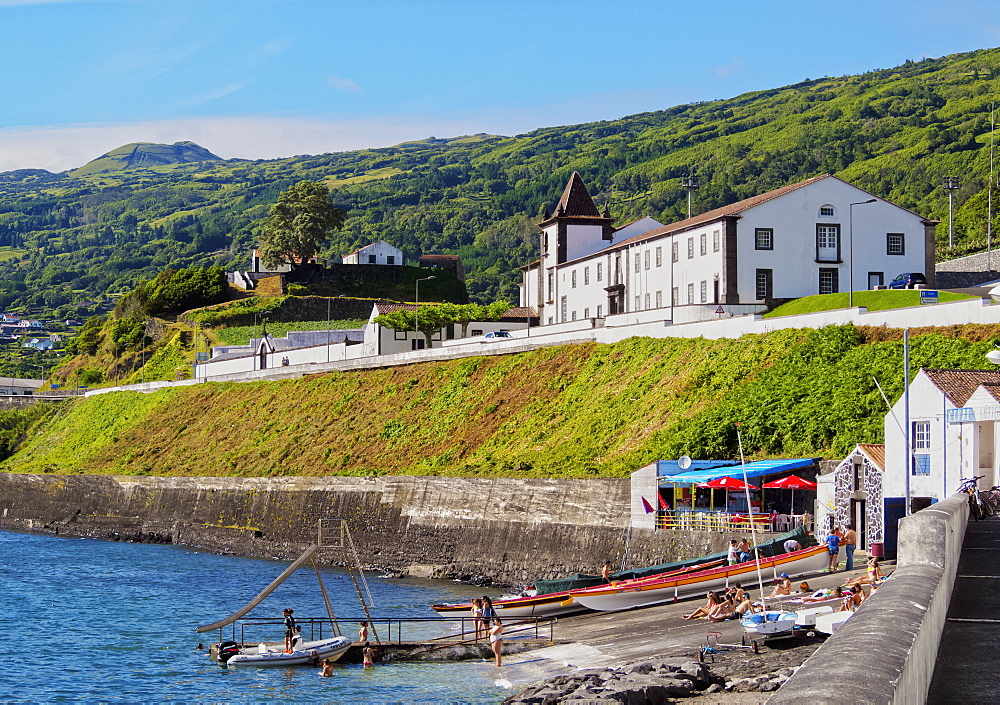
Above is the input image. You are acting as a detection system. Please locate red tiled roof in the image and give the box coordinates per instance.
[420,254,460,261]
[857,444,885,472]
[923,368,1000,407]
[501,307,536,320]
[373,302,417,314]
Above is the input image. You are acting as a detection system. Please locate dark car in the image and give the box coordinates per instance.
[886,273,927,290]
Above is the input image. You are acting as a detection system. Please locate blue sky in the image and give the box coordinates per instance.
[0,0,998,172]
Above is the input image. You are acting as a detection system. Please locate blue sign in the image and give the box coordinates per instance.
[947,407,976,424]
[919,290,939,305]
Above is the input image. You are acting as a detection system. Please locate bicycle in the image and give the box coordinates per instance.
[957,476,987,520]
[979,486,1000,516]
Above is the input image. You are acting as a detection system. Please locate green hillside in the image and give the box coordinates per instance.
[6,324,999,477]
[68,141,222,177]
[2,48,1000,320]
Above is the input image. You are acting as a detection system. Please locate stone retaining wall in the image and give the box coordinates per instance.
[769,493,969,704]
[0,473,740,584]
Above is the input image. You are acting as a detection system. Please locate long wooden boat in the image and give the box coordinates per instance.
[567,545,829,613]
[430,559,724,619]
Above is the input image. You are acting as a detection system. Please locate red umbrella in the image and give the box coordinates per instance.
[705,476,759,490]
[762,474,817,514]
[705,476,759,513]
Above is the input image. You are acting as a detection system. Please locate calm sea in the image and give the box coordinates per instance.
[0,531,513,703]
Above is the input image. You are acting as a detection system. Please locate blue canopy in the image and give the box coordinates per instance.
[658,458,817,485]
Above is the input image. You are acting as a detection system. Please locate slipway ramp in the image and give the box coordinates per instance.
[195,544,318,633]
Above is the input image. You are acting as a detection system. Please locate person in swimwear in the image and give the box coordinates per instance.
[683,591,724,620]
[488,619,503,667]
[320,659,333,677]
[362,642,375,666]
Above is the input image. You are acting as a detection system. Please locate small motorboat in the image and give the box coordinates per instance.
[221,636,352,667]
[741,610,798,636]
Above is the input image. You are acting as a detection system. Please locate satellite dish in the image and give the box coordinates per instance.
[678,455,692,470]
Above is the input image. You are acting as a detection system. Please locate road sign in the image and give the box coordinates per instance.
[919,290,938,305]
[715,306,725,314]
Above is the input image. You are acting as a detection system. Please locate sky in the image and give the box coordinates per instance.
[0,0,998,173]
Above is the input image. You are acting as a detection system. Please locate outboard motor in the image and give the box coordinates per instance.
[216,641,241,663]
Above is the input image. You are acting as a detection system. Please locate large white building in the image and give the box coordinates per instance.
[521,173,937,325]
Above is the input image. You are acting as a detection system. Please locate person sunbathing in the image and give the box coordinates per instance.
[766,573,792,598]
[840,586,865,612]
[847,557,885,588]
[683,592,723,620]
[708,597,758,622]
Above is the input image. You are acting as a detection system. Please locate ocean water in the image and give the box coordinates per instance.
[0,531,512,703]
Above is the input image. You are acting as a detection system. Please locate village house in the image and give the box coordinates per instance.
[342,240,404,266]
[521,173,936,326]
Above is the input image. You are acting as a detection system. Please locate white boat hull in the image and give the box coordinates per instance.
[742,611,797,635]
[225,636,352,667]
[571,545,829,613]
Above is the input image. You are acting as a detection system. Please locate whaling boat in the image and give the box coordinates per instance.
[430,559,725,619]
[566,545,829,613]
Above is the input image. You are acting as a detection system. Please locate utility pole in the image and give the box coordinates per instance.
[942,176,960,249]
[681,174,699,219]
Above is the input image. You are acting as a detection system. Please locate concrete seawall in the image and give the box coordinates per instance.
[0,473,733,584]
[770,493,969,704]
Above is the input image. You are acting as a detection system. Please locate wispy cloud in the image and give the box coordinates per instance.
[715,57,745,79]
[178,82,247,107]
[327,75,362,93]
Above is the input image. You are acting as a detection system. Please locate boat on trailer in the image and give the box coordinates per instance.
[567,545,829,613]
[221,636,353,666]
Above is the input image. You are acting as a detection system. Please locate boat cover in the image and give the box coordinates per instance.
[531,526,812,595]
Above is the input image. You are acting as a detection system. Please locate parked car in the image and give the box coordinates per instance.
[481,331,512,342]
[886,272,927,289]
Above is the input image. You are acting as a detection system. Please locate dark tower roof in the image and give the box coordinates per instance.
[554,171,602,218]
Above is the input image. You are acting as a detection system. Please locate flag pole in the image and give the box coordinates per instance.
[736,422,767,605]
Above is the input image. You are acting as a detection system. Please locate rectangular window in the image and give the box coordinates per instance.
[597,305,603,318]
[713,230,720,252]
[816,224,840,262]
[394,329,408,340]
[584,267,590,285]
[672,287,679,306]
[655,290,662,308]
[700,280,707,303]
[887,233,905,255]
[655,247,662,267]
[820,205,835,217]
[471,329,483,337]
[913,421,931,449]
[368,254,377,264]
[572,271,577,288]
[755,228,774,250]
[634,295,641,310]
[560,296,567,322]
[583,307,590,318]
[387,256,395,265]
[700,233,707,256]
[687,283,694,304]
[572,311,577,321]
[756,269,773,300]
[687,238,694,259]
[644,293,650,309]
[596,263,603,281]
[912,454,931,476]
[547,272,554,301]
[868,272,884,289]
[634,254,640,272]
[672,241,679,263]
[644,251,650,270]
[819,268,839,295]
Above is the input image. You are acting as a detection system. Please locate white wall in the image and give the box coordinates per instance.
[630,463,658,530]
[342,240,403,265]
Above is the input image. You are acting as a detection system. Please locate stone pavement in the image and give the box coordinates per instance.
[928,515,1000,702]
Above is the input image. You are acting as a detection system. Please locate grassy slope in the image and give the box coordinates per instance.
[764,290,976,317]
[8,324,999,478]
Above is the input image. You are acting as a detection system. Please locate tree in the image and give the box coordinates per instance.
[439,301,511,337]
[258,181,346,270]
[375,306,453,349]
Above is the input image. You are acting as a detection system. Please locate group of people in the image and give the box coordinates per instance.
[681,584,759,622]
[470,596,504,667]
[726,537,753,565]
[823,523,858,572]
[278,608,377,677]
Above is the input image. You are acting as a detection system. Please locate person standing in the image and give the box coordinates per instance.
[488,619,504,667]
[362,642,376,666]
[737,537,751,563]
[282,608,297,653]
[358,621,369,643]
[726,539,739,565]
[471,598,484,640]
[601,561,612,584]
[825,528,841,572]
[481,596,497,624]
[842,523,858,571]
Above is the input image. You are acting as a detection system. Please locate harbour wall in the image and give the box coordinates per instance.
[770,492,969,704]
[0,473,739,584]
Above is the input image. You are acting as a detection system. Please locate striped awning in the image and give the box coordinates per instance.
[658,458,817,485]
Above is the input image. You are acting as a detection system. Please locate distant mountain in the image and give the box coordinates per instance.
[69,141,222,176]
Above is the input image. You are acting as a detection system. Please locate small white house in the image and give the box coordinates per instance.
[362,303,532,356]
[342,241,403,266]
[0,377,42,395]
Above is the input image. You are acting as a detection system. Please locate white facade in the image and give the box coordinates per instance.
[523,174,935,327]
[342,240,403,266]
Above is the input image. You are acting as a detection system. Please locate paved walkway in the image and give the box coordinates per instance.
[928,515,1000,702]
